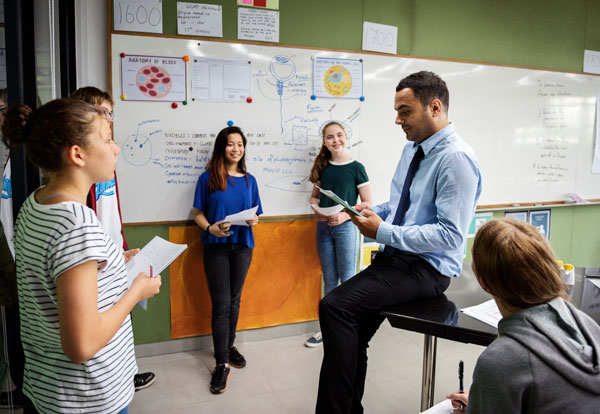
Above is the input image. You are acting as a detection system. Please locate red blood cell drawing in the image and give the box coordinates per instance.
[136,65,172,98]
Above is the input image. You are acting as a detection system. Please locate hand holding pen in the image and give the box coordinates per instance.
[130,265,161,302]
[445,360,468,411]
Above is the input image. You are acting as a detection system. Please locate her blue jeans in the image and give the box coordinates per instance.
[316,220,359,295]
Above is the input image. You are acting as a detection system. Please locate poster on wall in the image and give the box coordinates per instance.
[191,57,251,102]
[504,210,528,222]
[467,212,493,237]
[114,0,163,34]
[177,2,222,37]
[362,22,398,55]
[238,7,279,42]
[529,209,551,239]
[312,57,364,100]
[120,54,187,102]
[237,0,279,10]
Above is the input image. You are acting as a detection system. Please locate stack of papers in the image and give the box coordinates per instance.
[126,236,188,310]
[585,268,600,288]
[310,204,343,216]
[420,399,458,414]
[223,206,259,225]
[461,299,502,328]
[316,186,364,217]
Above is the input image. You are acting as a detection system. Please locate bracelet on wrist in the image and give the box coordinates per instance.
[206,224,212,233]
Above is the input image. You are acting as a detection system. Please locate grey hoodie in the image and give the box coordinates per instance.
[467,297,600,413]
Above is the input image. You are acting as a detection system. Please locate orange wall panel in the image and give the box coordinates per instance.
[170,220,321,339]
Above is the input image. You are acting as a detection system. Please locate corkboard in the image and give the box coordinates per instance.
[170,220,321,339]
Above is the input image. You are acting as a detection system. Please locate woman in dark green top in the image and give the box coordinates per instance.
[305,121,372,347]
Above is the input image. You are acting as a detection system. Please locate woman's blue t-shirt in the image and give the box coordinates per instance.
[193,171,263,248]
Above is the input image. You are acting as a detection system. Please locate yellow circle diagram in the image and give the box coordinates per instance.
[324,65,352,97]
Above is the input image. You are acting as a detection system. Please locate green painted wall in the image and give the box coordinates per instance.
[120,0,600,344]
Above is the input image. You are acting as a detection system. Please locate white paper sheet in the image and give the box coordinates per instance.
[177,2,222,37]
[114,0,163,33]
[420,399,459,414]
[316,186,364,217]
[362,21,398,55]
[223,205,259,226]
[589,278,600,289]
[310,204,343,217]
[191,57,252,102]
[461,299,502,328]
[238,8,279,42]
[593,92,600,173]
[126,236,188,309]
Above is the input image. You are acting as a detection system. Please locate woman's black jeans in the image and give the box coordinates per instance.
[203,243,253,365]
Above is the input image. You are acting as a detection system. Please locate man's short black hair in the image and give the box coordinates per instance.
[396,71,449,111]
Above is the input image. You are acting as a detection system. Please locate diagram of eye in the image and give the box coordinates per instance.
[256,55,306,134]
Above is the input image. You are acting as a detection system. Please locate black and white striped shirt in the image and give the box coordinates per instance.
[15,190,136,413]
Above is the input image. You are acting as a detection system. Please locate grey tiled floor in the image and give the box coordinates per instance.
[129,322,485,414]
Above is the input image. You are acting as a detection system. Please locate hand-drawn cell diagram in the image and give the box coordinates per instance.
[122,120,162,166]
[136,65,172,98]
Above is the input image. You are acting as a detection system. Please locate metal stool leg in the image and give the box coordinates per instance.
[420,334,438,411]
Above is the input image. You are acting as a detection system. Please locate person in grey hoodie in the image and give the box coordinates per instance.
[446,218,600,413]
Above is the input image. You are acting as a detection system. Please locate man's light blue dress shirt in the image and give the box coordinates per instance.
[372,123,482,277]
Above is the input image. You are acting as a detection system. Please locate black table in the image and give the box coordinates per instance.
[381,266,600,411]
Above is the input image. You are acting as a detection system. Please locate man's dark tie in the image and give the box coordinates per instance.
[384,145,425,256]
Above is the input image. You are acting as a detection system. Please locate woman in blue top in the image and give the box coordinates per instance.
[305,121,372,347]
[193,126,262,395]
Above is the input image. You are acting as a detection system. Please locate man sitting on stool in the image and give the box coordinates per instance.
[315,71,482,414]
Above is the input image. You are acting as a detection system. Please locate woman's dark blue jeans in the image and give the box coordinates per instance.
[203,243,253,365]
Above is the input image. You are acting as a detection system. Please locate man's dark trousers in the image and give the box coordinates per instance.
[315,250,451,414]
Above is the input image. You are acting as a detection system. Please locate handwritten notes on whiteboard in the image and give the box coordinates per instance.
[362,22,397,55]
[533,79,579,186]
[177,2,222,37]
[114,0,162,33]
[238,8,279,42]
[584,50,600,75]
[191,57,252,102]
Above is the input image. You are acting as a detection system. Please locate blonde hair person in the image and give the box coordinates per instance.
[446,218,600,413]
[305,121,372,347]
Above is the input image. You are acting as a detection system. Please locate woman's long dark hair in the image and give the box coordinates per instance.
[206,126,248,192]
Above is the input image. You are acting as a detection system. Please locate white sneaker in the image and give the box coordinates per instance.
[305,331,323,347]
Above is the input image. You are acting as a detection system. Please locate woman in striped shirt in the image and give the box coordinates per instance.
[2,99,161,413]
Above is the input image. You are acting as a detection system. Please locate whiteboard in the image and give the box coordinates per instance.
[111,34,600,223]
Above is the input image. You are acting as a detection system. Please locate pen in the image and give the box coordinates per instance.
[459,360,465,409]
[150,263,153,278]
[459,360,464,393]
